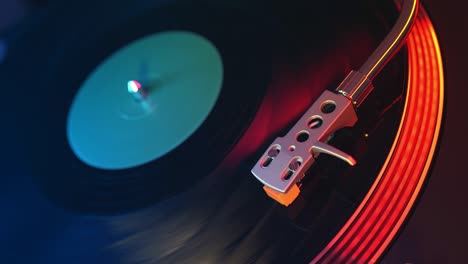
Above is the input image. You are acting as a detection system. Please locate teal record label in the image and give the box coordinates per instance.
[67,31,224,170]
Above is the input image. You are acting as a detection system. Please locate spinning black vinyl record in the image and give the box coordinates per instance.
[0,0,444,263]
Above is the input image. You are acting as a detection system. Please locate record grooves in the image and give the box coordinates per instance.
[0,0,444,263]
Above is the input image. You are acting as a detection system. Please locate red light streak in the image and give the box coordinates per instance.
[311,5,444,264]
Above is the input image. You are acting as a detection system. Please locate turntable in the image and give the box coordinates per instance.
[0,0,451,263]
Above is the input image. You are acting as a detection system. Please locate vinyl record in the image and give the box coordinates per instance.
[6,0,401,214]
[0,0,440,263]
[12,1,277,213]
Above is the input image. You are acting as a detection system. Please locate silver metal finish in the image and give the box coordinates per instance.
[335,70,374,107]
[337,0,419,106]
[360,0,419,80]
[251,90,358,193]
[251,0,420,198]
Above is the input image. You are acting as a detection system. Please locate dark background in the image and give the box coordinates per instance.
[1,0,467,263]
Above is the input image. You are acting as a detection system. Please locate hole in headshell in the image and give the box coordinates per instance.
[261,145,281,168]
[321,100,337,114]
[283,169,294,181]
[262,157,274,168]
[308,116,323,129]
[296,131,310,142]
[282,157,302,181]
